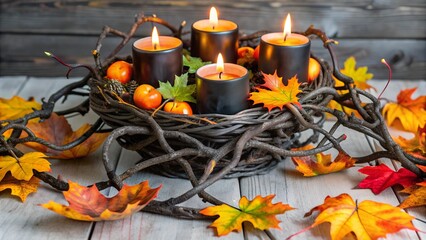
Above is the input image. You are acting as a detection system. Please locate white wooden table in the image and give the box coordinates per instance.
[0,76,425,240]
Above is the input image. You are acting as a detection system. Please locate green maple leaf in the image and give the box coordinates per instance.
[157,73,196,103]
[183,55,211,73]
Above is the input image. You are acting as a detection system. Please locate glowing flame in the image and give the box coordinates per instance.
[152,26,160,49]
[209,7,218,29]
[283,13,291,40]
[216,53,224,73]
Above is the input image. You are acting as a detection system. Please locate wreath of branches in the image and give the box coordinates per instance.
[0,13,424,220]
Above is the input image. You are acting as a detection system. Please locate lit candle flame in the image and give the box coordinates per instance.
[216,53,224,76]
[152,26,160,50]
[283,13,291,41]
[209,7,218,30]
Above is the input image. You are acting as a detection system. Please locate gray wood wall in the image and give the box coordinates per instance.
[1,0,425,79]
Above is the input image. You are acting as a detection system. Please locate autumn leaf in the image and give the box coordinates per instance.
[382,88,426,132]
[0,152,50,181]
[199,195,293,236]
[40,180,161,221]
[398,181,426,208]
[249,71,301,111]
[0,96,41,120]
[399,181,426,209]
[157,73,196,103]
[0,173,40,202]
[394,126,426,158]
[335,56,374,90]
[183,55,211,74]
[298,193,418,240]
[358,164,421,194]
[24,113,109,159]
[291,145,355,177]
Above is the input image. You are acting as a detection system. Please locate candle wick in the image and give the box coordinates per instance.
[154,43,157,50]
[284,33,288,42]
[212,25,215,30]
[219,72,223,79]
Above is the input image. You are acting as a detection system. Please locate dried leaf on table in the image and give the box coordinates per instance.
[199,194,293,236]
[40,180,161,221]
[291,144,355,177]
[0,152,50,181]
[0,173,40,202]
[358,164,421,194]
[399,181,426,209]
[394,126,426,159]
[298,193,419,240]
[0,96,41,120]
[382,88,426,133]
[24,113,109,159]
[249,71,301,111]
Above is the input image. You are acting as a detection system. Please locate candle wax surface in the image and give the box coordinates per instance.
[134,36,182,51]
[265,33,309,46]
[204,72,240,80]
[193,19,238,32]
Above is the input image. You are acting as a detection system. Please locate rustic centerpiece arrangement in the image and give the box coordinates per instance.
[1,8,424,222]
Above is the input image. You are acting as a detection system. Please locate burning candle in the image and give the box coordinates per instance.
[132,26,183,87]
[196,54,249,114]
[259,14,310,83]
[191,7,239,63]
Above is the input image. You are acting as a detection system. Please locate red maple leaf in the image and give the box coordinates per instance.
[358,164,421,194]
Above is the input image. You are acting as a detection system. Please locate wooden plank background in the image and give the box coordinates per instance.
[0,0,425,79]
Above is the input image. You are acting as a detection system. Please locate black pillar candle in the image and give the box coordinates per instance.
[259,32,310,84]
[132,31,183,87]
[191,7,239,63]
[196,61,249,115]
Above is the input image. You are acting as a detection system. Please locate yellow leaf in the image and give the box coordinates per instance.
[0,173,40,202]
[291,145,355,176]
[249,72,301,111]
[382,88,426,132]
[0,152,50,181]
[0,96,41,120]
[335,56,374,90]
[399,181,426,209]
[394,126,426,158]
[200,195,293,236]
[302,193,418,240]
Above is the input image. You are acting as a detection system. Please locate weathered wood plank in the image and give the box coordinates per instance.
[91,149,244,240]
[0,77,121,240]
[1,34,425,79]
[240,80,424,239]
[1,0,425,38]
[0,76,28,98]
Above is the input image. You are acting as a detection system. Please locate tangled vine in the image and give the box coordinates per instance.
[0,13,424,221]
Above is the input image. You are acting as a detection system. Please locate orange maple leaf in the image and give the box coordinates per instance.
[0,173,40,202]
[0,152,50,181]
[291,145,355,177]
[249,71,301,111]
[394,126,426,158]
[0,96,41,120]
[199,194,293,236]
[295,193,419,240]
[40,180,161,221]
[24,113,109,159]
[382,88,426,132]
[399,181,426,209]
